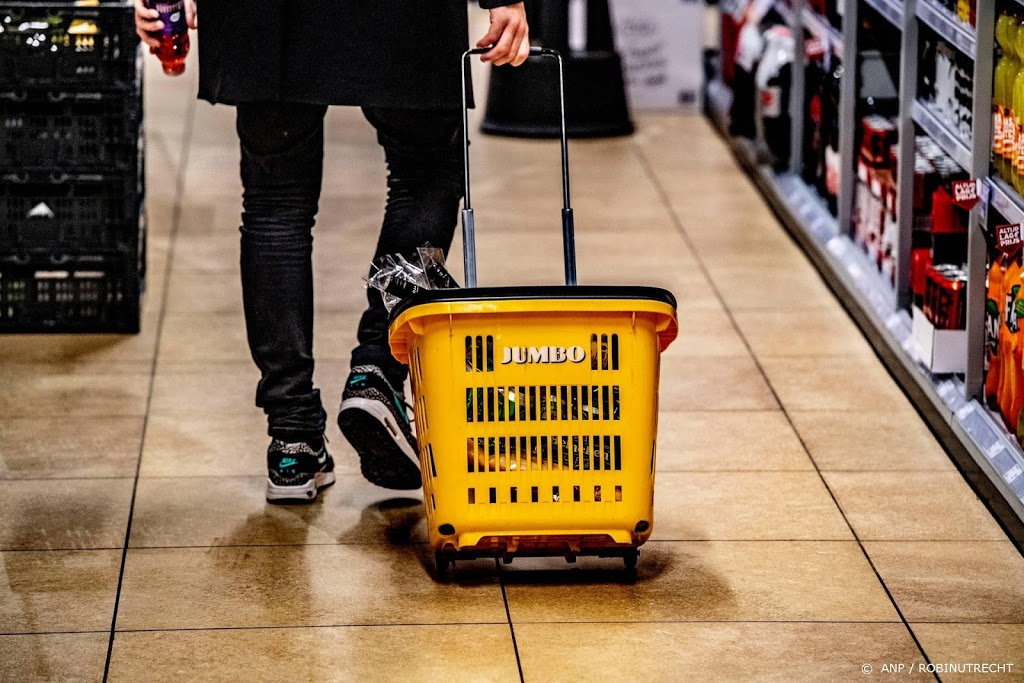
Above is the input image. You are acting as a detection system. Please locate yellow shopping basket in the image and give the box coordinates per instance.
[388,48,678,578]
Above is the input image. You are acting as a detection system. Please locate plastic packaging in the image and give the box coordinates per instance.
[365,245,460,312]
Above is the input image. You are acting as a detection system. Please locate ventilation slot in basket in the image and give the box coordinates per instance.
[465,484,625,504]
[465,335,494,372]
[590,333,619,371]
[466,434,622,473]
[465,384,620,423]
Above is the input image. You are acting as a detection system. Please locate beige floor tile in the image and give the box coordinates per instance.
[502,541,897,623]
[129,476,424,548]
[157,312,361,363]
[789,410,955,471]
[655,411,814,472]
[180,145,244,198]
[0,550,121,632]
[733,308,875,357]
[0,633,108,682]
[0,417,142,479]
[149,360,347,419]
[0,369,150,418]
[0,479,132,551]
[653,472,851,541]
[516,622,929,682]
[866,541,1024,623]
[149,361,263,416]
[108,624,519,682]
[0,328,160,365]
[686,229,807,265]
[710,264,838,311]
[666,307,749,357]
[824,472,1007,541]
[760,356,910,412]
[116,544,504,630]
[659,356,778,411]
[188,99,238,146]
[911,624,1024,681]
[140,414,273,477]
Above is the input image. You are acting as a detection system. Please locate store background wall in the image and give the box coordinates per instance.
[610,0,706,112]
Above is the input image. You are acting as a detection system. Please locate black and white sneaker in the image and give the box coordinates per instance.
[338,365,421,490]
[266,438,336,504]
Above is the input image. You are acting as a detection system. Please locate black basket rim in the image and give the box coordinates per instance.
[389,285,677,322]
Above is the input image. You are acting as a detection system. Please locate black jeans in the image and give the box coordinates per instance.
[236,102,463,442]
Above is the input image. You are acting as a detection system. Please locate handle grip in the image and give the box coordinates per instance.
[459,46,576,287]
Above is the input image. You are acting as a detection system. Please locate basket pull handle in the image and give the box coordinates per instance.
[460,46,576,288]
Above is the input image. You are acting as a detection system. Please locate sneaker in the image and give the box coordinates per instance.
[266,438,336,504]
[338,365,421,490]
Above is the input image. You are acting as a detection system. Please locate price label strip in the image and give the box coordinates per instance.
[864,0,904,29]
[916,0,976,58]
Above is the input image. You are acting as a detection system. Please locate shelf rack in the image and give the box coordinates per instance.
[708,0,1024,542]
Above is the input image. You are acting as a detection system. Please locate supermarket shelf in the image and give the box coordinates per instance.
[774,0,795,26]
[985,176,1024,227]
[911,99,973,171]
[713,123,1024,544]
[706,78,732,134]
[863,0,904,30]
[802,8,844,60]
[915,0,977,59]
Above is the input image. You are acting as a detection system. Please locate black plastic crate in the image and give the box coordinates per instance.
[0,90,141,170]
[0,254,141,332]
[0,3,139,90]
[1,171,141,253]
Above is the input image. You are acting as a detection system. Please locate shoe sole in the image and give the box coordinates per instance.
[339,397,421,490]
[266,470,336,504]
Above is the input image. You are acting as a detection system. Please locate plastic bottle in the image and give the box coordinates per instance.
[1004,17,1022,182]
[995,13,1012,179]
[146,0,189,76]
[1012,23,1024,192]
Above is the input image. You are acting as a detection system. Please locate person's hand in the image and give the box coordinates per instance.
[134,0,197,50]
[477,3,530,67]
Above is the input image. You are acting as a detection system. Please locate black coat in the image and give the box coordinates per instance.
[197,0,517,109]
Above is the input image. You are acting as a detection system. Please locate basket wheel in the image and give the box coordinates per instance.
[434,550,453,582]
[623,549,639,572]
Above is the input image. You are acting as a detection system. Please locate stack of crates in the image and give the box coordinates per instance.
[0,0,143,333]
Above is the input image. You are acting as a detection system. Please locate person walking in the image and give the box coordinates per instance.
[134,0,530,502]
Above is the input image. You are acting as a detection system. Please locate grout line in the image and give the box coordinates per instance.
[496,560,526,683]
[9,620,1024,638]
[5,538,1015,554]
[1,630,111,637]
[631,142,940,680]
[102,94,198,683]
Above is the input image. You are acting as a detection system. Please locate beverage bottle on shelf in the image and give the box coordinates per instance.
[999,255,1024,429]
[1009,18,1024,182]
[1013,25,1024,192]
[995,13,1014,180]
[1011,24,1024,193]
[146,0,190,76]
[986,256,1005,409]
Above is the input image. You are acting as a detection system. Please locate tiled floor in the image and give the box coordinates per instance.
[3,29,1024,683]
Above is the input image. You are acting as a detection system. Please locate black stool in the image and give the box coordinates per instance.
[481,0,634,138]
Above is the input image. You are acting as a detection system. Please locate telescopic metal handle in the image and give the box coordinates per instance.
[460,46,576,287]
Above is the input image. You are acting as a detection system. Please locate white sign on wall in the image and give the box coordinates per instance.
[609,0,705,112]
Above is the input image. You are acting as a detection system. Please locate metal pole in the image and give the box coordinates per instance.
[788,0,807,177]
[837,0,859,238]
[965,0,997,398]
[894,0,919,311]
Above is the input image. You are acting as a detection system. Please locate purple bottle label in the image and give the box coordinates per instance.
[148,0,187,36]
